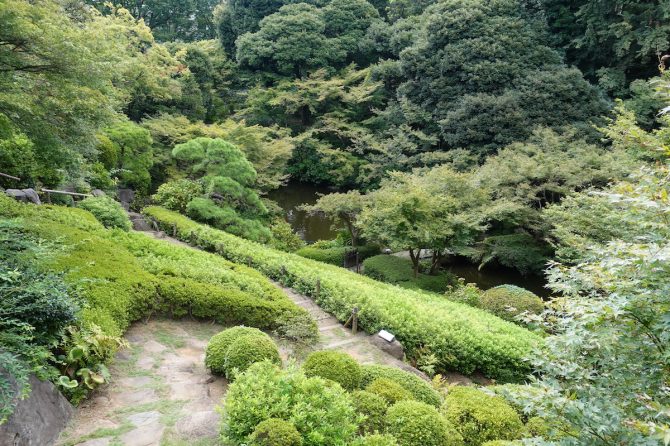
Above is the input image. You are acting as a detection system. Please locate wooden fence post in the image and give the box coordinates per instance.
[316,278,321,300]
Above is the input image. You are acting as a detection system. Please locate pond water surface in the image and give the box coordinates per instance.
[269,181,550,297]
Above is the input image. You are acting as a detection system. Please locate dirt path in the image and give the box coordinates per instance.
[57,320,228,446]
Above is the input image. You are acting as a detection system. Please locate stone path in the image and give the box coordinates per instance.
[56,320,227,446]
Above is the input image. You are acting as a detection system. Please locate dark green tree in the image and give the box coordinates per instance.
[214,0,287,54]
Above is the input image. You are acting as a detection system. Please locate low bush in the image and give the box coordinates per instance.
[478,285,544,325]
[359,365,442,407]
[269,218,305,253]
[222,362,358,446]
[152,179,203,213]
[441,386,523,446]
[352,434,399,446]
[302,351,362,391]
[363,255,458,293]
[523,417,549,438]
[366,378,413,405]
[144,207,543,381]
[250,418,303,446]
[296,244,381,266]
[77,196,131,230]
[480,442,520,446]
[205,327,267,375]
[351,391,388,434]
[224,334,281,379]
[386,400,463,446]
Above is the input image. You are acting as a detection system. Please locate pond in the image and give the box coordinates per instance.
[267,181,338,243]
[269,181,550,297]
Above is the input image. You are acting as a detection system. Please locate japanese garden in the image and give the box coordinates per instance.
[0,1,668,445]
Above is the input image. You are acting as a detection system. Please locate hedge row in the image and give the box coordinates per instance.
[0,197,315,342]
[296,244,381,266]
[362,255,458,293]
[144,206,543,381]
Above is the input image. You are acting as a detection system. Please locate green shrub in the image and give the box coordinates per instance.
[222,362,358,446]
[303,351,362,391]
[296,246,348,265]
[78,196,131,230]
[205,327,266,375]
[441,386,523,446]
[144,206,543,382]
[352,434,399,446]
[363,255,458,293]
[351,391,388,434]
[478,285,544,324]
[386,400,463,446]
[224,334,281,379]
[366,378,413,405]
[152,179,203,213]
[359,365,442,407]
[269,218,305,253]
[249,418,303,446]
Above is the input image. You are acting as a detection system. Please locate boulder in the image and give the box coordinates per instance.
[128,212,153,232]
[370,331,405,361]
[91,189,106,197]
[118,188,134,210]
[5,189,27,202]
[21,189,41,205]
[0,375,73,446]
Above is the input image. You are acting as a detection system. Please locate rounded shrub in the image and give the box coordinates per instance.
[441,386,523,446]
[386,400,463,446]
[523,416,549,438]
[360,365,442,407]
[352,434,399,446]
[78,196,131,230]
[249,418,302,446]
[225,334,281,379]
[478,285,544,324]
[205,326,267,375]
[303,351,362,391]
[480,442,521,446]
[366,378,413,405]
[152,179,203,213]
[351,391,389,434]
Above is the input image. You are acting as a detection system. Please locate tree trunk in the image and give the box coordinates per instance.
[429,250,442,275]
[409,248,421,278]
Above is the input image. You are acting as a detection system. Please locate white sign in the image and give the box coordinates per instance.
[378,330,395,342]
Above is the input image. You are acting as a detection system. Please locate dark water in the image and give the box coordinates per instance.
[269,182,550,296]
[267,182,338,243]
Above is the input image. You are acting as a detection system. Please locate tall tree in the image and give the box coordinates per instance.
[214,0,287,54]
[396,0,607,154]
[359,165,489,276]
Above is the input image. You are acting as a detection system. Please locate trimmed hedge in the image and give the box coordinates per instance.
[441,386,523,446]
[479,285,544,324]
[0,197,315,359]
[353,434,399,446]
[359,365,442,408]
[250,418,303,446]
[144,206,543,381]
[362,255,458,293]
[205,327,266,375]
[302,351,362,391]
[386,400,463,446]
[296,244,380,266]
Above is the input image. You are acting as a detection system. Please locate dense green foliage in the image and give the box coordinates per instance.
[221,361,359,446]
[366,378,413,405]
[385,400,463,446]
[145,207,542,381]
[224,334,282,379]
[302,351,362,391]
[351,391,388,435]
[77,196,132,231]
[441,387,523,446]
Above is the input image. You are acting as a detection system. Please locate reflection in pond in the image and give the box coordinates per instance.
[268,182,550,296]
[267,181,338,243]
